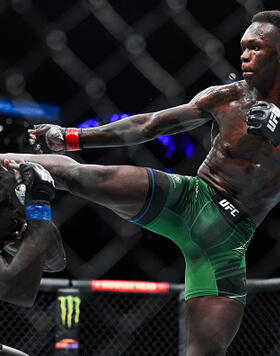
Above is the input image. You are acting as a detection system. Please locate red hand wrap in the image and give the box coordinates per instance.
[65,128,81,151]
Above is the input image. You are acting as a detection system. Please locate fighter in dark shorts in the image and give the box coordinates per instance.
[4,9,280,356]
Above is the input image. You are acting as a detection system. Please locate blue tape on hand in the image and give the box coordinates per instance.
[25,205,52,221]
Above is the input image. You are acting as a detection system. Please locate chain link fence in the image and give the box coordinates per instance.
[0,291,56,355]
[0,0,277,292]
[1,0,280,303]
[79,292,179,356]
[0,278,279,355]
[229,291,280,356]
[2,2,280,354]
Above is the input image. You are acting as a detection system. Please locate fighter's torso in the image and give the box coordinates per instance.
[197,80,280,225]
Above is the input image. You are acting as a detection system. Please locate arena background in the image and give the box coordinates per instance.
[0,0,279,286]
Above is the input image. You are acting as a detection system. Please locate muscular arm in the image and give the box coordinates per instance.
[79,103,212,148]
[29,87,219,152]
[0,220,58,307]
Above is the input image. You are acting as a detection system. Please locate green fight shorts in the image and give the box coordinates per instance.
[129,168,256,305]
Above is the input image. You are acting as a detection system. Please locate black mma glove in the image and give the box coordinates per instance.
[19,162,55,206]
[33,124,66,154]
[4,162,66,272]
[247,101,280,146]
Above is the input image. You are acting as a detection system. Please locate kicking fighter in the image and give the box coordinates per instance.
[0,161,66,307]
[4,9,280,356]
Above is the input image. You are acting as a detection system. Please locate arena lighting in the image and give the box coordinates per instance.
[91,280,170,293]
[109,113,130,122]
[185,142,194,157]
[78,114,195,159]
[77,118,99,128]
[0,97,60,121]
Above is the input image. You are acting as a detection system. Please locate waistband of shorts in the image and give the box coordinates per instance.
[198,178,253,225]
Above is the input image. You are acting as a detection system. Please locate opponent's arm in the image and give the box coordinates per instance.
[28,87,217,152]
[0,162,64,306]
[0,220,58,307]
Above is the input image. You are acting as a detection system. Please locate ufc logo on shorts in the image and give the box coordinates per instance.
[267,113,278,132]
[219,199,240,217]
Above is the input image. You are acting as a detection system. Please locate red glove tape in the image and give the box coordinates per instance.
[65,128,80,151]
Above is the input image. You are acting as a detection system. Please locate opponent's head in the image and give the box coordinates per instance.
[240,10,280,91]
[0,169,26,243]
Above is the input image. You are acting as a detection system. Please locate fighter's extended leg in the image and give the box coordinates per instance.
[1,154,245,356]
[0,153,149,219]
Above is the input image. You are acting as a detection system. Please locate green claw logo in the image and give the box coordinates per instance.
[58,295,81,328]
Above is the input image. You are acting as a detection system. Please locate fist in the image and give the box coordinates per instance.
[19,162,55,205]
[28,124,66,153]
[247,101,280,146]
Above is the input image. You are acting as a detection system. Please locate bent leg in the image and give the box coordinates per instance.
[186,296,244,356]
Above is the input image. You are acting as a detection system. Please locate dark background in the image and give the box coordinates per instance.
[0,0,280,283]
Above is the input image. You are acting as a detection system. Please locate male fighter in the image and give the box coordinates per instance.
[0,161,66,307]
[4,9,280,356]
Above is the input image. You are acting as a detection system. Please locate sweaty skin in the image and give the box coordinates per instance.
[19,18,280,356]
[198,21,280,225]
[197,80,280,225]
[26,22,280,227]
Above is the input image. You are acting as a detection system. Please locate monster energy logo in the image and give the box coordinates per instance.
[58,295,81,328]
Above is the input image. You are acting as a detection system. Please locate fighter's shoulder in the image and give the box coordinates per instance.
[190,81,245,109]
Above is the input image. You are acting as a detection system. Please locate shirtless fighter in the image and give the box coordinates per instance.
[3,9,280,356]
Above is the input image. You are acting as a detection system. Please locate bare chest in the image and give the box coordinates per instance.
[212,99,280,165]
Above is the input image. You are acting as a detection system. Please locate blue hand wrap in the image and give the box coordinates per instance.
[25,205,52,221]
